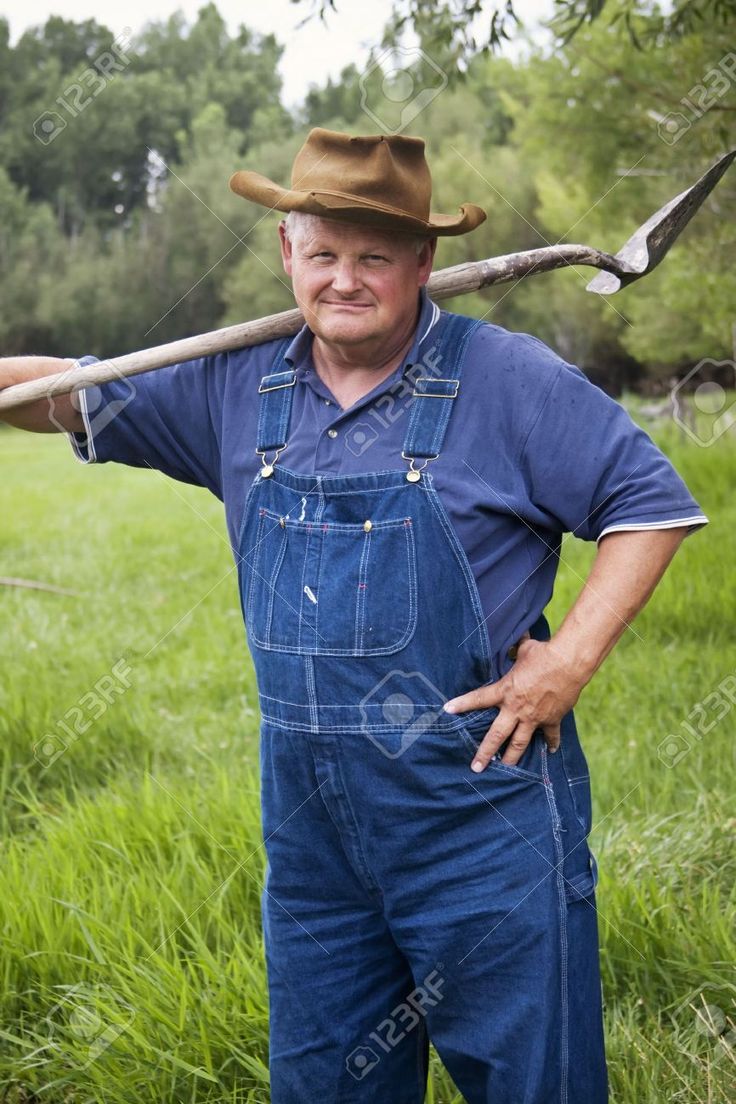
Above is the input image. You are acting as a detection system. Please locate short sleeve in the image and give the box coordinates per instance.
[521,358,708,542]
[68,353,226,500]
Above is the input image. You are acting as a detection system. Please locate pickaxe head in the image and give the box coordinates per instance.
[587,149,736,294]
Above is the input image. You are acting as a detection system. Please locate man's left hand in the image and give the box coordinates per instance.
[443,528,691,773]
[442,637,585,772]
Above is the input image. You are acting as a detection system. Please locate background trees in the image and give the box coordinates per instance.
[0,0,733,389]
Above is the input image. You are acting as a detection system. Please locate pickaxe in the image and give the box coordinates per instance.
[0,149,733,415]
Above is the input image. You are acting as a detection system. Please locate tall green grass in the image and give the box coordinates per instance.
[1,423,734,1102]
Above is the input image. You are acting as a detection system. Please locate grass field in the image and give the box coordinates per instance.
[0,419,734,1103]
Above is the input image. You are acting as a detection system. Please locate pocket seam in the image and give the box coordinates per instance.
[245,510,268,635]
[459,727,546,782]
[258,507,410,534]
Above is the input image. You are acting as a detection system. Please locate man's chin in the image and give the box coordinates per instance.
[312,311,379,345]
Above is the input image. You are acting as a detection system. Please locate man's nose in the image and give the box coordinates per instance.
[331,260,361,295]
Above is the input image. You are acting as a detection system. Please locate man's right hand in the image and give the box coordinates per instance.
[0,357,83,433]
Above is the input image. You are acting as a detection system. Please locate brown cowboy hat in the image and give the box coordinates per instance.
[229,127,486,237]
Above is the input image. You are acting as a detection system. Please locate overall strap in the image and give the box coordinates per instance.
[255,339,296,460]
[401,313,483,473]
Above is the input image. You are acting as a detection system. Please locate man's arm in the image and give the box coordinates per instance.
[0,357,82,433]
[443,527,688,769]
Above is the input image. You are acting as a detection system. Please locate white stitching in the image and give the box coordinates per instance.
[541,753,570,1103]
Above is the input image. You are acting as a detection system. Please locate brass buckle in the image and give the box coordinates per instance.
[256,446,286,477]
[401,452,432,483]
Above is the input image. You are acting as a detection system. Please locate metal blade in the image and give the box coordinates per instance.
[587,149,735,294]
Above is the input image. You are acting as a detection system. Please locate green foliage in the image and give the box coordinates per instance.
[302,64,367,127]
[296,0,736,63]
[0,3,733,379]
[0,7,290,234]
[502,22,735,370]
[552,0,736,47]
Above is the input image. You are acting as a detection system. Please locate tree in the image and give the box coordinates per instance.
[500,18,735,373]
[0,2,732,384]
[294,0,736,68]
[0,7,291,235]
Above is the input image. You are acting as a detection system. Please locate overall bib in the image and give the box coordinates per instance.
[237,313,608,1104]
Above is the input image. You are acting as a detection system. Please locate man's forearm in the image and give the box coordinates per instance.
[0,357,81,432]
[551,527,689,682]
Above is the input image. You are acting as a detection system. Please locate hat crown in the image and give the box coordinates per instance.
[291,128,432,222]
[228,126,486,236]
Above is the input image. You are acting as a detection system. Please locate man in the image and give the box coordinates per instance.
[1,128,707,1103]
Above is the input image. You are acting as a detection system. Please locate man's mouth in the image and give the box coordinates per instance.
[321,301,373,309]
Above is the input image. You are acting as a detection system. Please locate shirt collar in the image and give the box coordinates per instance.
[283,286,441,381]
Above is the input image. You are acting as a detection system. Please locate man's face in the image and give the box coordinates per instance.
[278,217,436,351]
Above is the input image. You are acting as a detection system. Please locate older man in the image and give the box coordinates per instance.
[1,128,707,1103]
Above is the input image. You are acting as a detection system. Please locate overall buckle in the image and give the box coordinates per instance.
[401,452,433,483]
[256,446,287,478]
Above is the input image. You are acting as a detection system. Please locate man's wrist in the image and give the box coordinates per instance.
[548,627,605,686]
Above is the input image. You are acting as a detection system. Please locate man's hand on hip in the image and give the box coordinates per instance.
[442,635,584,771]
[443,527,690,773]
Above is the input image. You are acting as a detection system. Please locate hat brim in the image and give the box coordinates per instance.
[229,170,486,236]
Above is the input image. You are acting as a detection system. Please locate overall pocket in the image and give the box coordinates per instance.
[459,713,547,782]
[243,509,418,656]
[457,714,598,902]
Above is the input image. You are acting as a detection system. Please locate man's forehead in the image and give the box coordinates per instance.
[291,217,409,250]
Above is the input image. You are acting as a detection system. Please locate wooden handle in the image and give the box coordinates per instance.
[0,246,620,413]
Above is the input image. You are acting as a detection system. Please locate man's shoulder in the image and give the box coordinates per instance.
[151,333,292,396]
[75,333,292,415]
[436,311,606,452]
[441,311,584,392]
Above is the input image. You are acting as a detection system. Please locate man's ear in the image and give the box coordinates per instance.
[278,221,293,276]
[418,237,438,286]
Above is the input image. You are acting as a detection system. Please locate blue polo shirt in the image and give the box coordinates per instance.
[69,288,707,661]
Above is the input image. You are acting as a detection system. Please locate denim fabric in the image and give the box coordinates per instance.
[237,312,609,1102]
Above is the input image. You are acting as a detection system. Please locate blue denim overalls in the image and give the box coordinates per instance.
[237,312,608,1103]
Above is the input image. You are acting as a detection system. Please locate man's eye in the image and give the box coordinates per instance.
[365,255,389,263]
